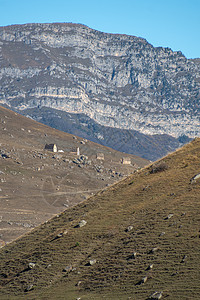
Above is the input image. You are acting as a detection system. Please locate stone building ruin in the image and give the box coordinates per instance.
[44,144,57,152]
[122,157,131,165]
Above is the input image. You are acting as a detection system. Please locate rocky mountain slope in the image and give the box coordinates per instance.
[0,105,148,245]
[0,23,199,159]
[0,137,200,299]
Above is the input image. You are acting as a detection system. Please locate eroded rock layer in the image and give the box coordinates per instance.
[0,23,199,159]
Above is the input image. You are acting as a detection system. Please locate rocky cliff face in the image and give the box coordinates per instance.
[0,23,199,159]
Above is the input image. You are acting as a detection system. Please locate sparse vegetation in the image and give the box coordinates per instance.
[0,134,200,299]
[0,105,147,244]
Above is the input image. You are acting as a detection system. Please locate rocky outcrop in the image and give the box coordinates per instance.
[0,23,199,159]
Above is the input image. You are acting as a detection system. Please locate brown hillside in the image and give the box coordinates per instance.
[0,138,200,299]
[0,105,148,244]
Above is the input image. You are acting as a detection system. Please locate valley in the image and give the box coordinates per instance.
[0,22,199,299]
[0,136,200,299]
[0,105,148,244]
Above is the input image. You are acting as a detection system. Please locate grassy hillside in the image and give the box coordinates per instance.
[0,105,148,244]
[0,138,200,299]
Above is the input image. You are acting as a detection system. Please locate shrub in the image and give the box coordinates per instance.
[150,161,168,174]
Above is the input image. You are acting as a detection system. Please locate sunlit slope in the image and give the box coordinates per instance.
[0,105,147,244]
[0,138,200,299]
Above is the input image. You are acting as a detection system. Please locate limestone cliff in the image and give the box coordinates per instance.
[0,23,199,159]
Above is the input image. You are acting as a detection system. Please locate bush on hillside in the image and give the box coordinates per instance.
[150,161,168,174]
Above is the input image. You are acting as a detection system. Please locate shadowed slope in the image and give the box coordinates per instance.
[0,138,200,299]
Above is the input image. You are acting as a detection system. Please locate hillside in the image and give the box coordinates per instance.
[0,105,148,244]
[0,138,200,299]
[0,23,199,160]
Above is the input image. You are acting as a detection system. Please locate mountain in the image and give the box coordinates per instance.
[0,23,198,160]
[0,105,148,245]
[0,137,200,299]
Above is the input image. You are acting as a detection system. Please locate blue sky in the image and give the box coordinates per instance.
[0,0,199,58]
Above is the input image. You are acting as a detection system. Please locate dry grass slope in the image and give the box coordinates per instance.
[0,138,200,299]
[0,105,148,243]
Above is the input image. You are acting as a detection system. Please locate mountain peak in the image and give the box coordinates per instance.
[0,23,199,159]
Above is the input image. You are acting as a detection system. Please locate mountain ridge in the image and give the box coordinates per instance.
[0,22,199,159]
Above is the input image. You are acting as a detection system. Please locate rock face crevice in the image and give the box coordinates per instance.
[0,23,199,158]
